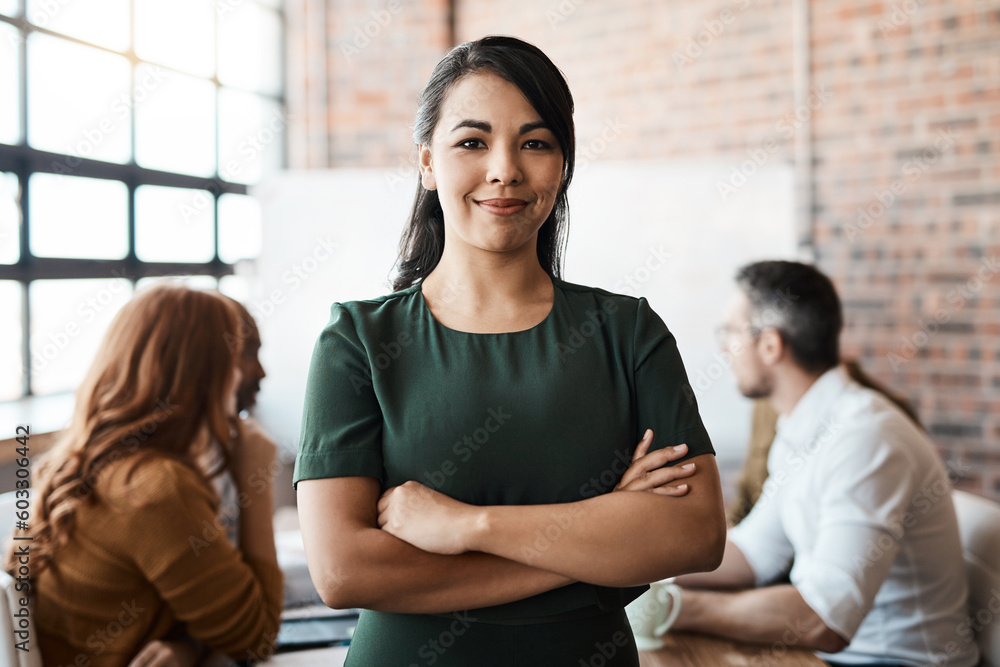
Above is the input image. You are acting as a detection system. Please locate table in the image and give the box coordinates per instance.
[640,631,825,666]
[264,631,825,666]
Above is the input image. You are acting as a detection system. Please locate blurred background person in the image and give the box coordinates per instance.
[727,363,922,525]
[673,260,977,667]
[208,297,273,548]
[4,284,283,666]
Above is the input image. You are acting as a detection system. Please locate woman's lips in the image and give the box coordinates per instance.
[476,198,528,216]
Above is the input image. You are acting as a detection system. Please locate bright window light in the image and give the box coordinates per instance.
[27,33,131,164]
[219,2,282,96]
[135,275,218,291]
[135,0,214,78]
[0,172,19,265]
[134,66,216,177]
[29,278,132,395]
[219,193,263,263]
[0,22,20,146]
[135,184,215,263]
[27,0,130,52]
[29,173,129,260]
[219,89,284,184]
[0,281,21,400]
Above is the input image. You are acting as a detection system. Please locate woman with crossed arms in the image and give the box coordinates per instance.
[295,36,726,666]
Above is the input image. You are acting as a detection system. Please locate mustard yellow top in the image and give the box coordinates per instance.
[33,455,283,666]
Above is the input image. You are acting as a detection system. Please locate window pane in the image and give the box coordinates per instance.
[0,172,19,264]
[219,90,283,184]
[253,0,282,10]
[29,278,131,395]
[135,275,217,291]
[218,193,261,262]
[0,281,22,400]
[27,33,131,164]
[135,66,215,177]
[219,274,251,302]
[135,185,215,263]
[135,0,214,78]
[218,3,281,95]
[0,22,20,145]
[0,0,17,16]
[29,174,128,259]
[27,0,129,52]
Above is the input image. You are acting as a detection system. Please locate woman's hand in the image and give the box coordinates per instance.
[126,639,202,667]
[377,430,693,557]
[613,429,696,496]
[377,481,478,555]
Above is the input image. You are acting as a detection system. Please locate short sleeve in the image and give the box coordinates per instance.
[293,303,385,487]
[632,297,715,461]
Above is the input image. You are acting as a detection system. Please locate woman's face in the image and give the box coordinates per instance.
[419,71,564,257]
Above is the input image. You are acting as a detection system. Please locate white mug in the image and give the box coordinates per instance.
[624,579,683,650]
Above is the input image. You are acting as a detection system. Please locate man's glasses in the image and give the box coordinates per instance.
[714,323,763,347]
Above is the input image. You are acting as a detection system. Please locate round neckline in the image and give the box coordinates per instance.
[418,276,560,336]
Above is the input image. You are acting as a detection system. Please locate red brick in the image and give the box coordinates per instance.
[285,0,1000,502]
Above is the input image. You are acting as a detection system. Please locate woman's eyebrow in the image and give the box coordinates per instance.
[518,121,549,134]
[448,119,550,134]
[450,119,491,133]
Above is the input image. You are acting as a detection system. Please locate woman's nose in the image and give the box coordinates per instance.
[486,145,523,185]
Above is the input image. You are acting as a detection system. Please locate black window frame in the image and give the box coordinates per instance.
[0,0,287,398]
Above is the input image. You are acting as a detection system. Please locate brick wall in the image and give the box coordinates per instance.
[285,0,452,169]
[809,0,1000,499]
[284,0,1000,499]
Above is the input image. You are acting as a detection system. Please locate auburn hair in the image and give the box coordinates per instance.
[5,284,244,577]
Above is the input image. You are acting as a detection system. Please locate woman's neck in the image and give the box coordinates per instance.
[420,247,555,333]
[424,241,552,302]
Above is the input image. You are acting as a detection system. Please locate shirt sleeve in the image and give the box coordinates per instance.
[792,426,917,641]
[632,297,715,462]
[117,461,284,658]
[293,303,385,486]
[728,478,795,585]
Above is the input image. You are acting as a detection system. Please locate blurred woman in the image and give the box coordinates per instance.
[5,284,282,666]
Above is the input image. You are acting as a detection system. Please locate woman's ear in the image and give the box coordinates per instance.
[418,144,436,191]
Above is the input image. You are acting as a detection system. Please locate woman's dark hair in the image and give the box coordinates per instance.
[735,260,843,374]
[391,35,575,291]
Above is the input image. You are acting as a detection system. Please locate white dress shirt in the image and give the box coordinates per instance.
[729,366,978,667]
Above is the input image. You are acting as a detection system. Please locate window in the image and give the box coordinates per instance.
[0,0,285,401]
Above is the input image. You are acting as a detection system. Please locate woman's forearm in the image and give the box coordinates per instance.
[303,447,712,613]
[320,526,573,613]
[464,456,725,587]
[298,477,572,614]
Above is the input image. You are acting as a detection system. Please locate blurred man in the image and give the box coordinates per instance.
[673,261,977,667]
[212,298,272,545]
[232,300,267,414]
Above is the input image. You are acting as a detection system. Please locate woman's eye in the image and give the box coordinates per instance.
[458,138,485,149]
[523,139,550,150]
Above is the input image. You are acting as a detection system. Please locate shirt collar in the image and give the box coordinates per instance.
[774,364,851,448]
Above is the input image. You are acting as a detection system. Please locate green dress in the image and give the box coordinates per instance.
[293,276,715,665]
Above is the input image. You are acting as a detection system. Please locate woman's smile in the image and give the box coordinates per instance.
[475,197,529,216]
